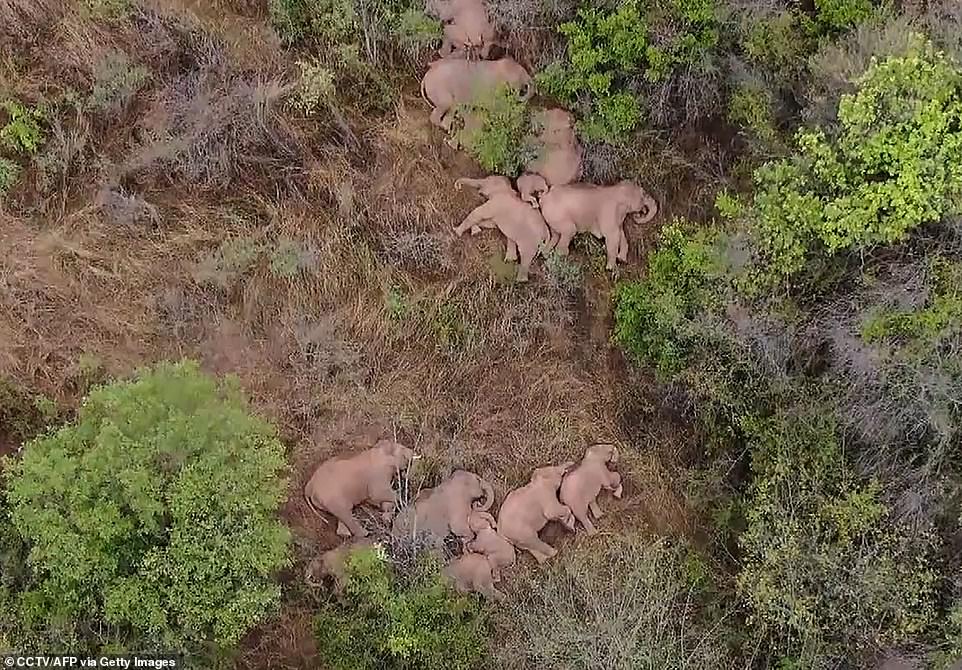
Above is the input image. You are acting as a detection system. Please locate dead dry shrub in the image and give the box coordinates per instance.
[495,536,735,670]
[486,0,577,70]
[119,28,303,191]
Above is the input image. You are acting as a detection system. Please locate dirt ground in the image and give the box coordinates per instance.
[0,1,712,666]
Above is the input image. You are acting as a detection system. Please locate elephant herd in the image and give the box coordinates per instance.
[418,0,659,281]
[305,440,622,600]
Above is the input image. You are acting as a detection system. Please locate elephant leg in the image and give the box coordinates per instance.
[429,105,448,128]
[522,536,558,563]
[543,231,559,252]
[573,505,598,535]
[516,240,537,282]
[604,233,620,270]
[454,201,496,236]
[588,499,604,519]
[556,229,575,255]
[605,471,623,499]
[504,238,518,262]
[482,583,507,602]
[618,230,629,262]
[329,503,367,538]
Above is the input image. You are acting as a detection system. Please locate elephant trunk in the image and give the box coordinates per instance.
[476,477,495,511]
[633,194,658,225]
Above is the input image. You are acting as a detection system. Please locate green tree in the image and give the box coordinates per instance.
[750,42,962,280]
[6,361,290,652]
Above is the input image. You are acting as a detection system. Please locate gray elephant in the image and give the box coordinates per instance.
[559,444,623,535]
[497,462,576,563]
[304,439,417,538]
[393,469,495,542]
[420,57,533,130]
[539,181,658,270]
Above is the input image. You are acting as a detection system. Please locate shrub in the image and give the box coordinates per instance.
[614,220,722,376]
[536,0,648,141]
[815,0,873,33]
[0,157,20,196]
[6,361,291,651]
[456,85,534,176]
[1,100,45,155]
[748,41,962,281]
[293,58,336,115]
[738,412,939,664]
[728,82,777,142]
[80,0,131,20]
[495,537,735,669]
[739,8,815,76]
[89,52,151,115]
[313,546,487,670]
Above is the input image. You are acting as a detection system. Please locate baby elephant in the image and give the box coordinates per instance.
[559,444,623,535]
[465,510,516,580]
[453,176,550,282]
[497,463,576,563]
[443,552,505,601]
[305,538,375,593]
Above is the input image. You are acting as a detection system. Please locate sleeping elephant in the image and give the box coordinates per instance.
[392,469,495,542]
[426,0,500,58]
[539,181,658,270]
[516,174,548,208]
[304,439,418,538]
[522,109,583,194]
[497,463,576,563]
[466,510,516,580]
[453,187,551,282]
[420,57,533,130]
[559,443,623,536]
[443,552,506,600]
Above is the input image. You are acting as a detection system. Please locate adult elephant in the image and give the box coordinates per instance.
[497,462,576,563]
[304,440,417,538]
[420,57,533,130]
[393,470,495,541]
[539,181,658,270]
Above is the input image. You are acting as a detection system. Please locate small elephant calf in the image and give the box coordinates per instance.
[465,510,515,581]
[443,552,505,601]
[559,443,623,535]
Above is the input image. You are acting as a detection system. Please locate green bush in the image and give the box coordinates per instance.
[738,412,938,663]
[740,9,815,75]
[0,157,20,197]
[6,361,290,652]
[536,0,648,142]
[613,220,721,376]
[728,82,777,142]
[313,546,487,670]
[456,85,534,176]
[815,0,873,32]
[749,42,962,280]
[1,100,45,155]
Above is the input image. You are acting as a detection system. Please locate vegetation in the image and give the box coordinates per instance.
[456,85,534,176]
[497,538,734,669]
[5,0,962,667]
[4,362,290,652]
[313,546,487,670]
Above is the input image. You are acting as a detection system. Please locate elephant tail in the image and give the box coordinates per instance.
[304,490,331,524]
